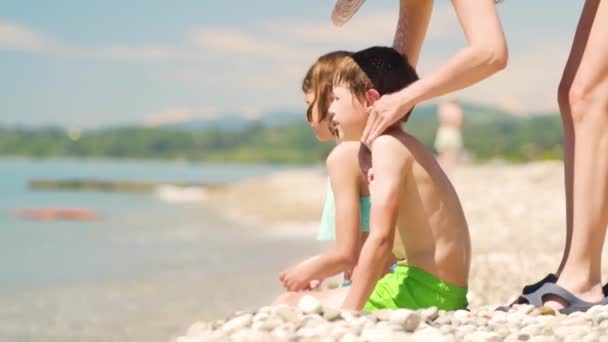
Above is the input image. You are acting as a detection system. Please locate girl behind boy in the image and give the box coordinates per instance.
[277,51,372,295]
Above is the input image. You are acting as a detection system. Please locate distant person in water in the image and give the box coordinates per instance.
[434,98,464,174]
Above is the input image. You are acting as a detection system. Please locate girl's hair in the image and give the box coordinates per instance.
[302,50,352,123]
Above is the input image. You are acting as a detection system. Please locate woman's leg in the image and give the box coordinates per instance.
[551,0,608,308]
[556,0,598,279]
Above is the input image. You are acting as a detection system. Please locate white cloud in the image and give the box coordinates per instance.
[261,2,457,48]
[0,20,203,62]
[0,20,60,52]
[94,46,186,61]
[426,3,461,40]
[187,28,314,62]
[455,41,568,114]
[262,11,395,47]
[2,5,570,115]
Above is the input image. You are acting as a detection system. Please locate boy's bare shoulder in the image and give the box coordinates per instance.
[371,130,414,162]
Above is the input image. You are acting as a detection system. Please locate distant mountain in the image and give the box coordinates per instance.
[155,102,522,131]
[161,111,303,130]
[408,102,515,125]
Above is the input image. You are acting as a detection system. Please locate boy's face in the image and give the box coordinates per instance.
[329,85,367,141]
[304,92,333,141]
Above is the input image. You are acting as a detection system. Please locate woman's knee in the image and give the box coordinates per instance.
[562,76,608,126]
[557,78,572,116]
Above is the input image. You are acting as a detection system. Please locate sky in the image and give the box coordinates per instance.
[0,1,585,128]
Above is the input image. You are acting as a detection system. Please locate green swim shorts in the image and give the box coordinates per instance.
[363,265,468,311]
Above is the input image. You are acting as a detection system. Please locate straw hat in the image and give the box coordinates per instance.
[332,0,504,27]
[331,0,367,26]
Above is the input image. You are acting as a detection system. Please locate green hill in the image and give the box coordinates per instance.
[0,104,563,164]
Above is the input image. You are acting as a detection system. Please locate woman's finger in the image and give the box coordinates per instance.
[365,114,386,145]
[361,108,377,144]
[363,111,381,146]
[369,120,389,145]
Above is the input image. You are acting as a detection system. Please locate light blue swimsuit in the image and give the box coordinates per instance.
[317,178,371,241]
[318,179,395,286]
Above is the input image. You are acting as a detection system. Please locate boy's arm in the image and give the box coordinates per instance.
[341,136,409,310]
[280,149,363,290]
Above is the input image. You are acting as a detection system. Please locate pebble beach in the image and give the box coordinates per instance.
[179,161,608,341]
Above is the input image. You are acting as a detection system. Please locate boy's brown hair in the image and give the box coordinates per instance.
[302,50,352,123]
[333,46,419,122]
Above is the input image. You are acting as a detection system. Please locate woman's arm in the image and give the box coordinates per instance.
[363,0,508,144]
[280,146,364,291]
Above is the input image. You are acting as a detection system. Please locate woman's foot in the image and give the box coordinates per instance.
[542,278,606,312]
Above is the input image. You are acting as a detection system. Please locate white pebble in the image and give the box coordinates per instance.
[322,306,341,321]
[361,328,395,342]
[389,309,421,332]
[411,327,447,342]
[420,306,439,321]
[222,314,253,334]
[298,295,322,314]
[340,333,361,342]
[186,321,211,337]
[231,329,273,342]
[273,305,301,323]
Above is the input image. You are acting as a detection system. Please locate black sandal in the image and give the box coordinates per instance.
[518,282,608,315]
[495,273,557,312]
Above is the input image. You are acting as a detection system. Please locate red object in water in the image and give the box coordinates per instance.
[13,208,101,221]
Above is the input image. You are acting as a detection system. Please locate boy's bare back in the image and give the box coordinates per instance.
[365,127,471,287]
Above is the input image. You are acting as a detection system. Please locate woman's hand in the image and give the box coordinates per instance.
[362,90,413,146]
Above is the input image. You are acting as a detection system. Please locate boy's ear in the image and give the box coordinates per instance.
[365,89,381,106]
